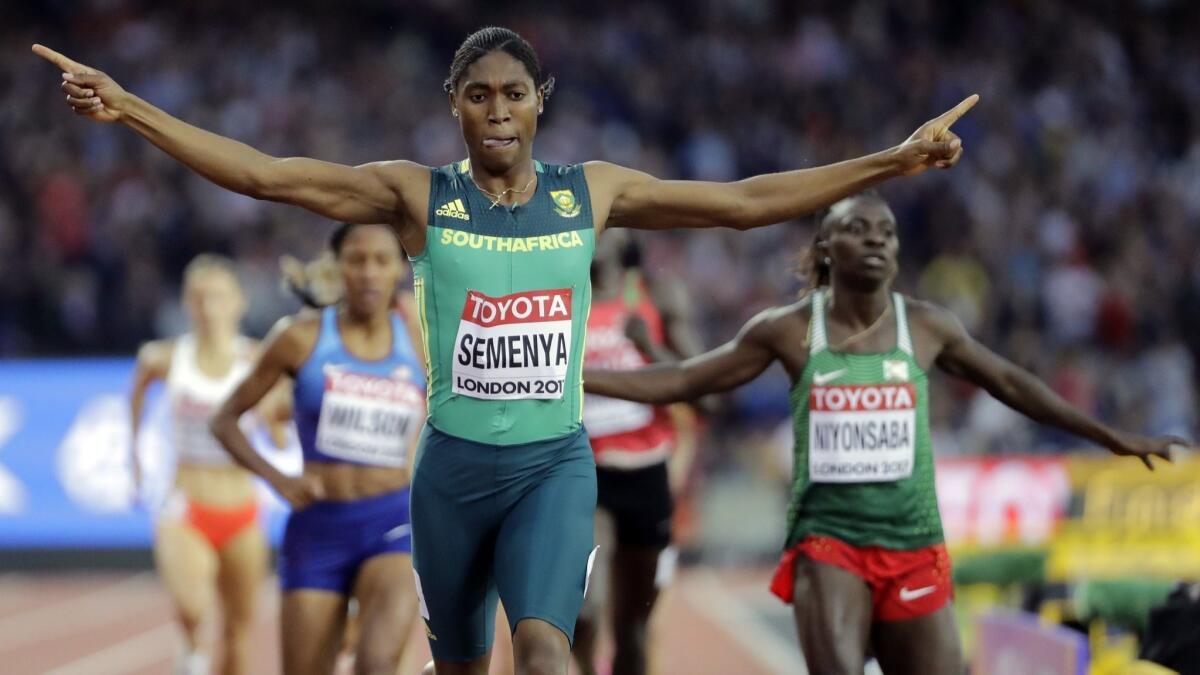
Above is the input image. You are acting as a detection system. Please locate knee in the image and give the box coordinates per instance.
[177,601,208,633]
[514,633,569,675]
[354,643,399,675]
[355,660,399,675]
[221,619,252,650]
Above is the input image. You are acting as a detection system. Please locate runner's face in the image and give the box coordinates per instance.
[450,51,542,173]
[183,268,244,337]
[824,199,899,285]
[338,225,402,317]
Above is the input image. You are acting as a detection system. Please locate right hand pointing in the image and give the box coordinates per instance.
[32,44,128,123]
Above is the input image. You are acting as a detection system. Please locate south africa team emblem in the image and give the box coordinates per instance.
[550,189,582,218]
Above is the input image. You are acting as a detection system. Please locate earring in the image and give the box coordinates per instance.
[452,110,459,118]
[823,257,832,265]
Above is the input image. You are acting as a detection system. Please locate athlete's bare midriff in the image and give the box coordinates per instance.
[174,463,257,506]
[303,461,410,502]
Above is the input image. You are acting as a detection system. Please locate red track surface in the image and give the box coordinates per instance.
[0,568,803,675]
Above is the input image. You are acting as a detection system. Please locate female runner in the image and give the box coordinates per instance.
[130,255,271,675]
[211,223,425,675]
[582,192,1190,674]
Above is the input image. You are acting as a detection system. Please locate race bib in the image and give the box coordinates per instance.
[452,289,572,400]
[583,395,655,437]
[808,383,916,483]
[583,321,654,435]
[315,366,424,467]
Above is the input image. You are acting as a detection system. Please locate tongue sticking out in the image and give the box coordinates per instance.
[483,138,516,149]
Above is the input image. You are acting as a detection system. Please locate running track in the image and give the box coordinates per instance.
[0,568,807,675]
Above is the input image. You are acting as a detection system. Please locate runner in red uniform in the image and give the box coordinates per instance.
[574,233,701,675]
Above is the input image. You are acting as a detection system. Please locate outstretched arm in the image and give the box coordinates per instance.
[587,95,978,232]
[585,309,780,403]
[927,304,1188,469]
[33,44,425,226]
[210,319,324,507]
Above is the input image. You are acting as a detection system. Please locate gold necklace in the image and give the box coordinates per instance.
[827,294,892,351]
[471,172,537,209]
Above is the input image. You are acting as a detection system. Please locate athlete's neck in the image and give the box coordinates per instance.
[192,329,237,358]
[826,282,891,330]
[343,306,392,335]
[468,158,538,207]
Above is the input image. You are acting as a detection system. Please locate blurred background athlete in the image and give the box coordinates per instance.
[212,223,426,675]
[574,232,702,675]
[130,255,282,675]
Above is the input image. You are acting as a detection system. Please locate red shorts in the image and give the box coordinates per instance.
[770,535,953,622]
[184,499,260,551]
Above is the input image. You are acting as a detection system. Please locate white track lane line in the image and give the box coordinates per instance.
[0,573,159,652]
[685,570,808,675]
[43,622,177,675]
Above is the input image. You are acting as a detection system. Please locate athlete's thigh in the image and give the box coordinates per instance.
[155,520,219,617]
[870,604,963,675]
[351,552,418,666]
[493,452,597,642]
[791,555,873,675]
[216,525,268,626]
[280,590,348,675]
[410,475,498,661]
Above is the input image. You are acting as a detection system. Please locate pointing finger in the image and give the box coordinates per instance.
[32,43,85,73]
[936,94,980,128]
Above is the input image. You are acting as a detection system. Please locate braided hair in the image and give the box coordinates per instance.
[444,27,555,99]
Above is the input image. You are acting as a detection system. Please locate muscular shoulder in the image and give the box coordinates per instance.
[743,299,812,347]
[369,160,430,189]
[265,312,322,371]
[902,296,968,346]
[581,161,650,188]
[583,158,657,211]
[369,160,433,221]
[136,338,175,377]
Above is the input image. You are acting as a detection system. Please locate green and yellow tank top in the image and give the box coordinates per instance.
[786,289,943,550]
[411,160,595,445]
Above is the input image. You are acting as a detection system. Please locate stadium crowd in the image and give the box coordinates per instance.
[3,0,1199,453]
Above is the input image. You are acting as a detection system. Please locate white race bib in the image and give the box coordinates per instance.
[584,395,655,437]
[808,383,916,483]
[452,289,572,400]
[315,365,423,467]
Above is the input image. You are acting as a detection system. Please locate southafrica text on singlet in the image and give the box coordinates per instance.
[583,292,676,468]
[166,334,256,466]
[786,290,944,551]
[411,160,595,445]
[292,307,426,468]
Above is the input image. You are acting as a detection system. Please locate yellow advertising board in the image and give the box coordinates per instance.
[1047,456,1200,581]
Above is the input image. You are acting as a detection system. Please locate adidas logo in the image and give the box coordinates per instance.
[435,199,470,221]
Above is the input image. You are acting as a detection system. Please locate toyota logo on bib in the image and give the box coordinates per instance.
[452,289,573,400]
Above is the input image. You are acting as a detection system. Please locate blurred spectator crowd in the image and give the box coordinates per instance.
[3,0,1199,452]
